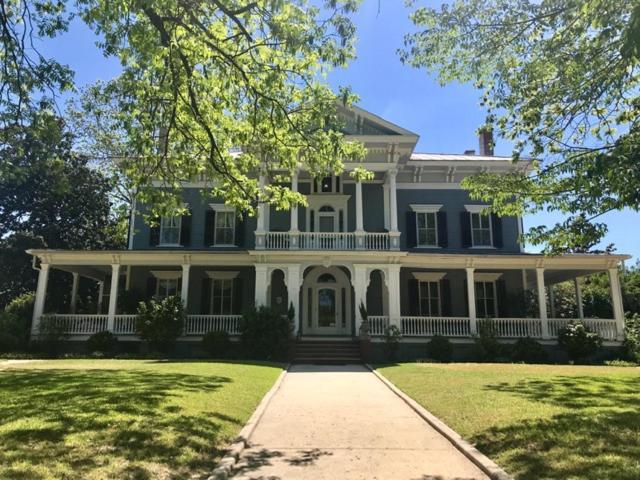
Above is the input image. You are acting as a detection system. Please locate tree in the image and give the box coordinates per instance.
[2,1,368,220]
[402,0,640,253]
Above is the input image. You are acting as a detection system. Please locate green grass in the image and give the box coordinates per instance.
[0,359,282,480]
[377,363,640,480]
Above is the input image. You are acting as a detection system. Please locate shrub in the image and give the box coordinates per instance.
[2,292,35,351]
[510,337,548,364]
[87,330,118,355]
[426,334,453,362]
[382,324,402,361]
[239,306,291,360]
[35,316,69,357]
[623,313,640,363]
[558,321,602,362]
[472,318,505,362]
[202,330,231,358]
[136,296,185,353]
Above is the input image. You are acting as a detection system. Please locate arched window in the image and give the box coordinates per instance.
[319,205,335,212]
[318,273,336,283]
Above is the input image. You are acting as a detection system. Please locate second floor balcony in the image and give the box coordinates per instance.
[261,231,396,251]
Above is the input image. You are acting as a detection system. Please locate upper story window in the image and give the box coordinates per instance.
[209,204,236,246]
[471,213,492,247]
[475,281,496,318]
[313,176,341,193]
[410,205,442,248]
[160,215,182,246]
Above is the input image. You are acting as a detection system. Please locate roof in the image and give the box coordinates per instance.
[410,153,532,162]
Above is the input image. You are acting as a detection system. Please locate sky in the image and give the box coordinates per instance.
[41,1,640,260]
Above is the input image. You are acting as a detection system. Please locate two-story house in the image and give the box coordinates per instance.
[27,106,629,358]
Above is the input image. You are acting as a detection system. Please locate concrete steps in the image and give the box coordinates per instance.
[292,340,362,364]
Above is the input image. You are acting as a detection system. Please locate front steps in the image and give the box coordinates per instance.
[292,339,362,364]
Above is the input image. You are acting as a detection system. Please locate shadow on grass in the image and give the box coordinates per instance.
[477,375,640,480]
[0,368,235,479]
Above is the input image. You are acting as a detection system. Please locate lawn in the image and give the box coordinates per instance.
[377,363,640,480]
[0,359,282,480]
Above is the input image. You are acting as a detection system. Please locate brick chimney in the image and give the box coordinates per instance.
[478,128,494,156]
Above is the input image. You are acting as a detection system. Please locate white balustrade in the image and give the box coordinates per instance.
[401,317,471,337]
[42,314,109,335]
[368,316,389,336]
[113,315,138,335]
[184,315,241,335]
[265,231,391,250]
[265,232,290,250]
[549,317,618,341]
[365,232,390,250]
[489,318,543,338]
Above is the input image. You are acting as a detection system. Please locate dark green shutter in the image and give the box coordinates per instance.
[149,216,160,247]
[233,277,244,314]
[406,211,417,248]
[201,277,211,314]
[496,279,507,317]
[491,214,503,248]
[441,279,451,316]
[180,209,192,246]
[460,212,472,248]
[437,211,448,248]
[408,278,419,315]
[204,209,216,246]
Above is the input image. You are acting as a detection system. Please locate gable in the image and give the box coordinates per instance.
[337,104,419,137]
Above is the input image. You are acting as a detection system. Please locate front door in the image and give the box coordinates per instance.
[314,287,341,333]
[302,267,351,335]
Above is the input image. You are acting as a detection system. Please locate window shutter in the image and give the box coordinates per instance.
[406,211,417,248]
[146,276,157,299]
[235,213,245,247]
[491,214,503,248]
[204,209,216,246]
[441,279,452,316]
[408,278,419,315]
[201,277,211,314]
[437,211,448,248]
[180,209,192,247]
[233,277,243,314]
[496,279,507,318]
[460,212,472,248]
[149,216,160,247]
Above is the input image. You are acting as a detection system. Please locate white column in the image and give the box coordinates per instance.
[466,268,477,334]
[355,180,364,232]
[107,264,121,332]
[388,169,400,250]
[31,263,50,335]
[536,268,550,338]
[70,272,79,314]
[608,268,625,340]
[353,265,368,334]
[387,265,401,328]
[549,284,556,318]
[254,265,269,307]
[255,174,267,249]
[290,171,299,249]
[382,183,390,231]
[181,264,190,309]
[286,265,301,335]
[574,277,584,320]
[97,281,104,314]
[125,265,132,291]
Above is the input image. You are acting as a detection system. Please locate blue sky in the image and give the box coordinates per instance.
[42,1,639,260]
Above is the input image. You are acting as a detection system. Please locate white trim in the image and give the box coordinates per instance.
[410,204,443,213]
[209,204,236,246]
[465,204,490,214]
[206,271,240,280]
[398,183,462,190]
[151,270,183,280]
[412,272,447,282]
[474,272,503,281]
[209,203,235,213]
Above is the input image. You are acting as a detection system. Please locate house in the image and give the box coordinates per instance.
[27,106,629,358]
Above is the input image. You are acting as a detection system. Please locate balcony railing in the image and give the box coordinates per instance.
[264,231,392,251]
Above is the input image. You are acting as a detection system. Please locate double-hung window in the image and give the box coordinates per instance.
[151,271,182,299]
[411,205,442,248]
[471,213,492,247]
[418,281,441,316]
[207,271,238,314]
[475,281,497,318]
[160,215,181,246]
[215,211,235,245]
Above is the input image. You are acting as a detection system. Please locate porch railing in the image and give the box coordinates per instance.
[489,318,543,338]
[401,316,471,337]
[42,314,109,335]
[113,315,138,335]
[549,317,618,341]
[368,316,389,335]
[184,315,242,335]
[264,231,391,250]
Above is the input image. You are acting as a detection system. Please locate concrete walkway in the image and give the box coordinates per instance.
[232,364,489,480]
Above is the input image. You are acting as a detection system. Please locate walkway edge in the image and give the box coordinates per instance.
[366,364,512,480]
[208,364,290,480]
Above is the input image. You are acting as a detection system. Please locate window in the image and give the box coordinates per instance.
[160,215,181,245]
[417,212,438,247]
[418,281,440,316]
[475,281,496,318]
[156,278,179,299]
[471,213,492,247]
[211,278,233,314]
[215,210,235,245]
[315,176,340,193]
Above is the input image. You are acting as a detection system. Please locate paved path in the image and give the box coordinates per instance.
[232,364,489,480]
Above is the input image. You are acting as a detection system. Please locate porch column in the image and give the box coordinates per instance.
[181,264,190,309]
[70,272,79,314]
[97,281,104,314]
[608,268,625,340]
[255,174,267,249]
[353,265,368,334]
[387,265,401,328]
[31,263,50,335]
[466,267,477,334]
[355,179,365,249]
[290,170,299,249]
[536,268,550,338]
[574,277,584,320]
[549,284,556,318]
[382,182,390,231]
[107,263,121,332]
[254,265,269,307]
[286,265,301,335]
[388,169,400,250]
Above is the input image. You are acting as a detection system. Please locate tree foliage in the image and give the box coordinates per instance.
[403,0,640,253]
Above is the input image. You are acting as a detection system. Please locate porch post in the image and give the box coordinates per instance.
[536,268,550,338]
[574,277,584,320]
[254,264,269,307]
[388,169,400,250]
[387,265,401,328]
[97,281,104,314]
[465,267,477,334]
[290,170,299,249]
[107,263,121,332]
[181,264,190,309]
[70,272,79,314]
[549,284,556,318]
[255,173,267,249]
[31,263,50,335]
[608,268,625,341]
[353,265,368,334]
[355,179,365,249]
[286,265,301,335]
